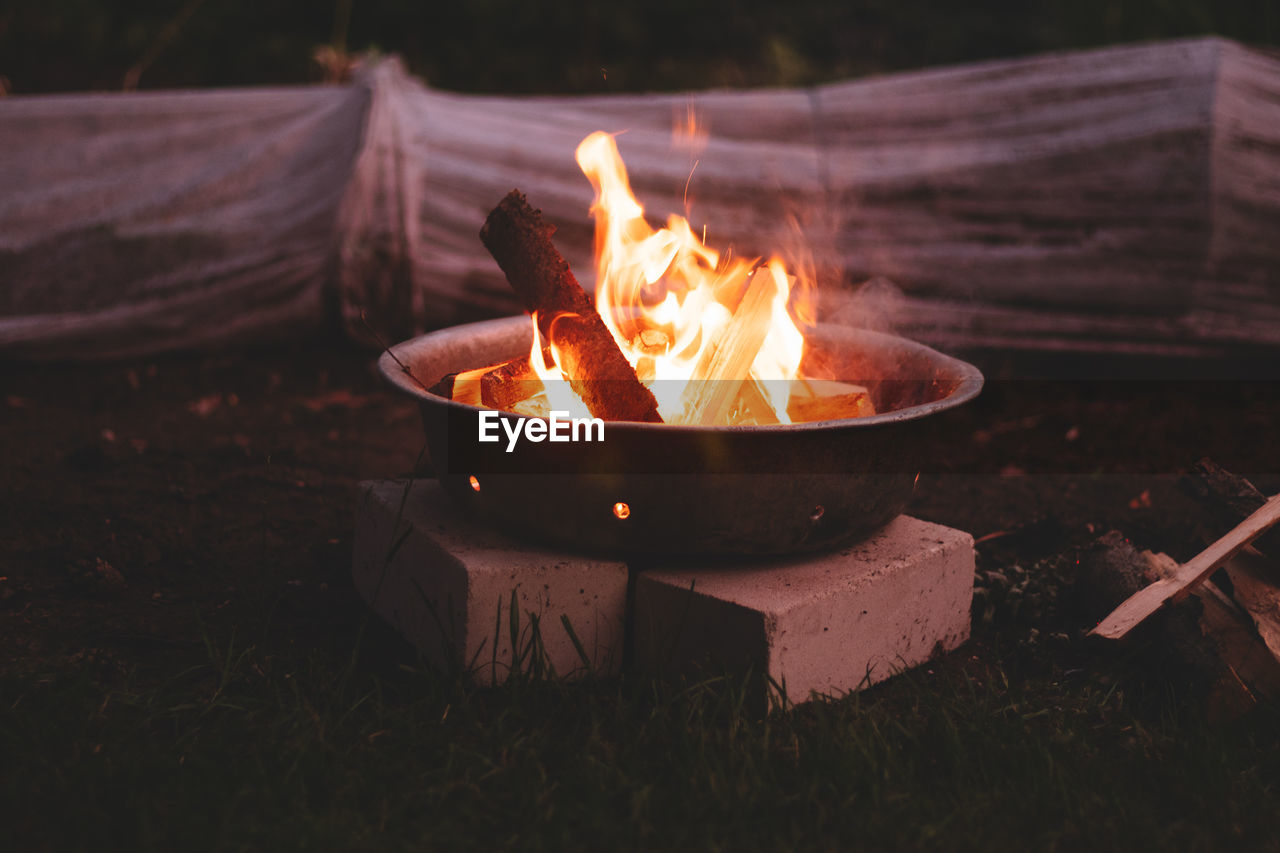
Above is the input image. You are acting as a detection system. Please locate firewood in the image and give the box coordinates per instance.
[1182,458,1280,562]
[680,265,774,426]
[1076,533,1280,712]
[1090,493,1280,639]
[1076,533,1246,704]
[511,394,552,419]
[479,190,662,423]
[1140,549,1280,706]
[429,373,456,399]
[430,370,483,406]
[1220,551,1280,663]
[480,354,546,412]
[1180,460,1280,662]
[736,379,780,426]
[439,365,487,406]
[786,378,875,423]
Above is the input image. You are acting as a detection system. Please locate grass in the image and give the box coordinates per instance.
[1,354,1279,848]
[4,624,1280,850]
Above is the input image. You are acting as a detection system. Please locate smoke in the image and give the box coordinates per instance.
[661,102,906,339]
[824,275,906,334]
[771,197,904,336]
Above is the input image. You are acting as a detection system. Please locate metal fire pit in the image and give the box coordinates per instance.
[379,316,983,557]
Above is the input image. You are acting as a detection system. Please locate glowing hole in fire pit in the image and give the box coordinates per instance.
[810,505,825,522]
[613,502,631,520]
[468,475,481,492]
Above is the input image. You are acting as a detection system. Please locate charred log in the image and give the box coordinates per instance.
[479,190,662,423]
[429,373,456,399]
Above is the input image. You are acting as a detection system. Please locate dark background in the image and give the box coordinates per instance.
[2,0,1277,95]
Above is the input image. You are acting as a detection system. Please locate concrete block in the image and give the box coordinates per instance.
[634,516,974,706]
[353,479,629,682]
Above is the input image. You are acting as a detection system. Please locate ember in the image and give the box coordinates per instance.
[456,131,877,426]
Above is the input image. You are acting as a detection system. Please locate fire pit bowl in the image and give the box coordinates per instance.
[379,316,983,557]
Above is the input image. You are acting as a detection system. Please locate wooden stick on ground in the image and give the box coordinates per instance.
[1090,493,1280,640]
[479,190,662,423]
[1181,459,1280,663]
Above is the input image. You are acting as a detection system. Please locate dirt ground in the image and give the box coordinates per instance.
[2,340,1278,688]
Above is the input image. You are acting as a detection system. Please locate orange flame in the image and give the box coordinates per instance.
[528,311,593,420]
[569,130,809,425]
[671,102,708,157]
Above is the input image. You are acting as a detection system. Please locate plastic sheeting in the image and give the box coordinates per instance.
[3,39,1279,360]
[1,77,369,358]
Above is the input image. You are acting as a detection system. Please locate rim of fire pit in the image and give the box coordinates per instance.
[379,315,984,431]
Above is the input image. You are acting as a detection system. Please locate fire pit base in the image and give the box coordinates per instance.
[353,480,629,682]
[353,479,973,702]
[634,518,974,706]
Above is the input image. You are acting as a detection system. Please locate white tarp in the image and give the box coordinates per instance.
[2,39,1278,360]
[0,77,369,358]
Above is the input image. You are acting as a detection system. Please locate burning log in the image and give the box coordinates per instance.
[786,379,876,423]
[680,265,776,426]
[510,394,552,418]
[433,360,537,412]
[479,190,662,423]
[480,353,546,412]
[735,380,780,426]
[435,366,487,406]
[429,373,456,399]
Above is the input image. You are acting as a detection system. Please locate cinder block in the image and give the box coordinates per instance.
[353,479,629,682]
[634,516,974,706]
